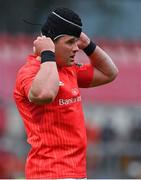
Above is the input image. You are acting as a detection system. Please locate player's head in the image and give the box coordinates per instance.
[41,7,82,40]
[41,8,82,67]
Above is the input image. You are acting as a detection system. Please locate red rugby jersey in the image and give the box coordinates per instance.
[14,55,94,179]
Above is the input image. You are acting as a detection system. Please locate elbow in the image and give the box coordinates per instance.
[109,66,119,82]
[29,89,58,105]
[39,92,56,103]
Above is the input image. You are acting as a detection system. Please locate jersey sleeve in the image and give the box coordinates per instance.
[75,63,94,88]
[16,62,40,98]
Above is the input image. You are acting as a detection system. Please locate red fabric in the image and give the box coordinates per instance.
[13,55,94,179]
[1,35,141,103]
[75,63,94,88]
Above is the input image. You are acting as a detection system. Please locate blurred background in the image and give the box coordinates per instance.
[0,0,141,178]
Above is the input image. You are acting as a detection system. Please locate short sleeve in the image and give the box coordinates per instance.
[75,63,94,88]
[16,62,40,98]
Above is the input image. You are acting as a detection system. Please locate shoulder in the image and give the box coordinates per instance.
[17,55,40,77]
[15,55,40,88]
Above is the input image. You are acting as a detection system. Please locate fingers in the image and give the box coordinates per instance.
[33,36,47,45]
[33,36,52,46]
[33,36,55,55]
[36,35,46,40]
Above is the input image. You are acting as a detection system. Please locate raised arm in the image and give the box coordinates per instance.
[28,36,59,104]
[78,33,118,87]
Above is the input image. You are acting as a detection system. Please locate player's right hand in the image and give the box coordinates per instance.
[33,36,55,55]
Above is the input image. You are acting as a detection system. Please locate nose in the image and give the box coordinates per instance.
[73,42,79,52]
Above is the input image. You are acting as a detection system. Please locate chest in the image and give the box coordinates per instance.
[56,68,80,100]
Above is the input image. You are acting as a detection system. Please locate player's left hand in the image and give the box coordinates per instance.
[77,32,90,49]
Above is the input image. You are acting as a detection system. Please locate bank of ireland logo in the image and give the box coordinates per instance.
[71,88,79,96]
[59,81,64,86]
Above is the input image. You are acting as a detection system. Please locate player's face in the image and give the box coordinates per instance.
[55,35,79,67]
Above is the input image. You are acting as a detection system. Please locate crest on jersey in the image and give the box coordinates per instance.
[71,88,79,96]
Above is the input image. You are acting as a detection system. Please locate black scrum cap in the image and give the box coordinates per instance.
[41,7,82,40]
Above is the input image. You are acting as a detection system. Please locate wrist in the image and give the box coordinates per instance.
[41,50,55,63]
[83,41,96,56]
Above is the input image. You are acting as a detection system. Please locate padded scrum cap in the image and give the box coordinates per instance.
[41,7,82,40]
